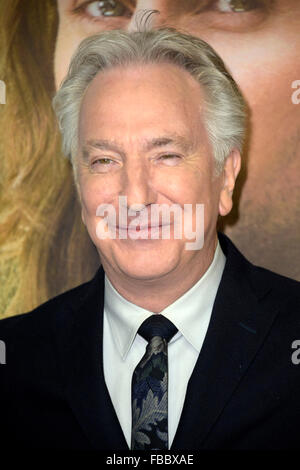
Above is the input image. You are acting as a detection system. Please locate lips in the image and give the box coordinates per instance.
[111,223,173,240]
[117,224,168,230]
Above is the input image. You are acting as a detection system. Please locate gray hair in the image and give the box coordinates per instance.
[53,27,246,174]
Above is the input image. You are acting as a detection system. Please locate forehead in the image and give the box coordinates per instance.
[79,62,206,143]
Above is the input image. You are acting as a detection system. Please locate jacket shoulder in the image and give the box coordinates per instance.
[251,263,299,286]
[219,232,300,313]
[250,264,300,302]
[0,272,101,338]
[254,268,300,326]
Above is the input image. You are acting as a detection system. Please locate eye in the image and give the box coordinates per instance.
[214,0,261,13]
[73,0,132,19]
[156,154,182,166]
[90,157,119,172]
[87,0,130,17]
[93,157,112,164]
[194,0,269,31]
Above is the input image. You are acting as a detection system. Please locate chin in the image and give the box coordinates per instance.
[113,245,180,281]
[119,263,175,281]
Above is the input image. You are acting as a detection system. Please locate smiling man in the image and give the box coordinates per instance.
[0,27,299,451]
[76,59,240,309]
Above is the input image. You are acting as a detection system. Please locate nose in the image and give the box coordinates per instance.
[121,160,157,209]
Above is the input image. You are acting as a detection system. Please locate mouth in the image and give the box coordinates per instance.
[117,224,169,230]
[112,223,172,238]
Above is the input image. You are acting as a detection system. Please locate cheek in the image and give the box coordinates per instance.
[226,48,298,124]
[79,178,107,219]
[165,171,220,234]
[175,20,299,115]
[54,24,87,89]
[199,36,300,178]
[78,171,122,223]
[79,179,114,246]
[172,166,215,205]
[157,166,204,204]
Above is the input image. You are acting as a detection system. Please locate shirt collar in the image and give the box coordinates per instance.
[104,241,226,359]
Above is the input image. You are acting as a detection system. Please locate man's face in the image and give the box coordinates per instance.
[55,0,300,279]
[77,63,238,282]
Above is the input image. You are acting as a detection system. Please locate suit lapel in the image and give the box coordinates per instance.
[171,234,280,449]
[55,267,128,450]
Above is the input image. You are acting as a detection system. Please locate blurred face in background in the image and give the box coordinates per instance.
[55,0,300,279]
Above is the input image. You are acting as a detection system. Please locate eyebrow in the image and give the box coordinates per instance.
[143,135,194,153]
[81,134,195,160]
[82,139,126,161]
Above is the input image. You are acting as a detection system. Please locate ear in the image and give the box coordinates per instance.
[218,149,241,217]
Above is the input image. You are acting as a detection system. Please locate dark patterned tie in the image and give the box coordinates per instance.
[131,314,178,450]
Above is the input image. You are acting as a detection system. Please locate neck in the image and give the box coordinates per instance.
[102,236,218,313]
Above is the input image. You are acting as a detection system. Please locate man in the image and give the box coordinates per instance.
[0,27,299,450]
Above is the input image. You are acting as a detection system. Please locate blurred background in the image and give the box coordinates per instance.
[0,0,299,317]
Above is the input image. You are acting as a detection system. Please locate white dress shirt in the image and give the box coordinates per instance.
[103,242,226,449]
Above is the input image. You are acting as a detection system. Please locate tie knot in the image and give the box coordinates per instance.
[138,314,177,343]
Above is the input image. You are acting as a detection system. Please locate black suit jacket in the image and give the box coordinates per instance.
[0,233,299,450]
